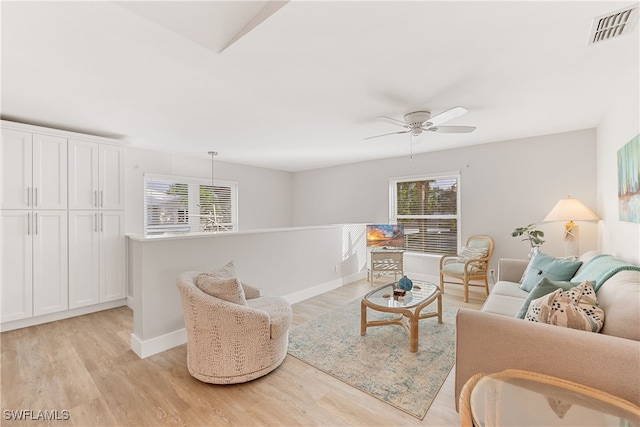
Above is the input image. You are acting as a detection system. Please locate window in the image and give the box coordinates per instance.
[389,174,460,255]
[144,173,238,235]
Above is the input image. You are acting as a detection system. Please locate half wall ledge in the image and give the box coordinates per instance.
[127,224,368,358]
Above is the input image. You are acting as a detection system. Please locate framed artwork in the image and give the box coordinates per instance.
[617,134,640,223]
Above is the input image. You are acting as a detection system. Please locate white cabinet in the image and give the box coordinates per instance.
[32,210,68,316]
[1,129,67,210]
[99,211,126,302]
[68,211,100,308]
[0,210,67,322]
[69,140,124,210]
[0,211,33,322]
[68,140,125,308]
[68,211,125,308]
[1,120,126,332]
[99,145,125,210]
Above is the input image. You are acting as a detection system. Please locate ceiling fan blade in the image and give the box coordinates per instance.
[430,126,476,133]
[364,130,411,140]
[376,116,409,128]
[427,106,468,126]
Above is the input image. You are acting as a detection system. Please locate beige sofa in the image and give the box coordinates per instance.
[455,251,640,408]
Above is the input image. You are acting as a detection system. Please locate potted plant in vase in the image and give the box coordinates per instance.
[511,223,545,258]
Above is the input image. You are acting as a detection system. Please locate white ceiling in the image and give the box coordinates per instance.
[1,1,638,172]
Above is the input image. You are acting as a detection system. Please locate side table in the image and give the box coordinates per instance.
[459,369,640,426]
[368,249,404,284]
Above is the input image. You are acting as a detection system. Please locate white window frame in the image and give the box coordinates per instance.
[389,172,461,255]
[143,173,238,236]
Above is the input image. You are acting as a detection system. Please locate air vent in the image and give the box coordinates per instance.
[588,5,639,45]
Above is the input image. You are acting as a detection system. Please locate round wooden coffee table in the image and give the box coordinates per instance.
[459,369,640,426]
[360,281,442,352]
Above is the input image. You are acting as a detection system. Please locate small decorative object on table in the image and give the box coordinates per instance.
[398,275,413,291]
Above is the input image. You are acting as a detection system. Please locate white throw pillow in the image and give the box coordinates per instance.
[196,275,247,305]
[201,260,240,281]
[457,246,488,263]
[196,260,247,305]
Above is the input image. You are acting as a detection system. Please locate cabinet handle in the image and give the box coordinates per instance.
[101,213,104,232]
[95,190,98,208]
[27,187,31,207]
[100,190,104,208]
[35,212,38,235]
[34,188,38,207]
[27,213,31,235]
[95,213,98,232]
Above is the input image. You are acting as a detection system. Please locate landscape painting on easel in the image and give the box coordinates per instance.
[618,134,640,223]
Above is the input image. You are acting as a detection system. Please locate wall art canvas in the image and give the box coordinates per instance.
[618,134,640,223]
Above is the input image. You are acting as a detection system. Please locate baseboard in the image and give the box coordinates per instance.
[0,299,127,332]
[126,295,134,309]
[131,328,187,359]
[283,271,367,304]
[129,272,367,358]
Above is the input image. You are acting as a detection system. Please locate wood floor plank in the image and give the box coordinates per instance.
[1,278,484,426]
[68,397,120,427]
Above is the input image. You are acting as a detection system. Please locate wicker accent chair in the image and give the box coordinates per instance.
[176,271,292,384]
[440,235,495,303]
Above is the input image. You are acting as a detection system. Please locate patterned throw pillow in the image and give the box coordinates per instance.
[457,246,488,263]
[515,278,583,319]
[525,281,604,332]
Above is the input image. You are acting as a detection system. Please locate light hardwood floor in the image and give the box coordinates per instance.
[1,278,485,427]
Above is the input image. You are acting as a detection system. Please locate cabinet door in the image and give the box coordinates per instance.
[32,210,68,316]
[68,140,99,209]
[99,145,124,210]
[99,211,125,302]
[0,211,33,322]
[68,211,100,309]
[1,129,32,209]
[33,134,67,209]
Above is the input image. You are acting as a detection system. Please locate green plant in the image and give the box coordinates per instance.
[511,223,545,248]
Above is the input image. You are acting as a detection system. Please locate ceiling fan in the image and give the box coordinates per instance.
[364,106,476,140]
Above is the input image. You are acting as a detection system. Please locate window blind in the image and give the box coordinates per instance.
[144,174,237,235]
[390,175,460,255]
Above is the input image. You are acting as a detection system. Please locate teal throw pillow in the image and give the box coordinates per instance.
[515,278,586,319]
[519,252,583,292]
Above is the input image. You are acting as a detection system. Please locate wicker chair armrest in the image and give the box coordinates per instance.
[464,257,489,266]
[461,259,488,275]
[440,253,459,268]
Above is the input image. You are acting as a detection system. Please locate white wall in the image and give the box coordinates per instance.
[596,77,640,264]
[125,147,294,234]
[292,129,599,276]
[128,224,367,357]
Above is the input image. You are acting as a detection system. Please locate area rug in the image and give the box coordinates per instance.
[287,298,457,419]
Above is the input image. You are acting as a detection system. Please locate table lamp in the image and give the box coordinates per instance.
[543,196,599,257]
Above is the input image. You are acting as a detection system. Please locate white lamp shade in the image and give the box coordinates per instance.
[543,197,600,222]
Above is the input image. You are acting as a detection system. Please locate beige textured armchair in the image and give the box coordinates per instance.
[176,271,292,384]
